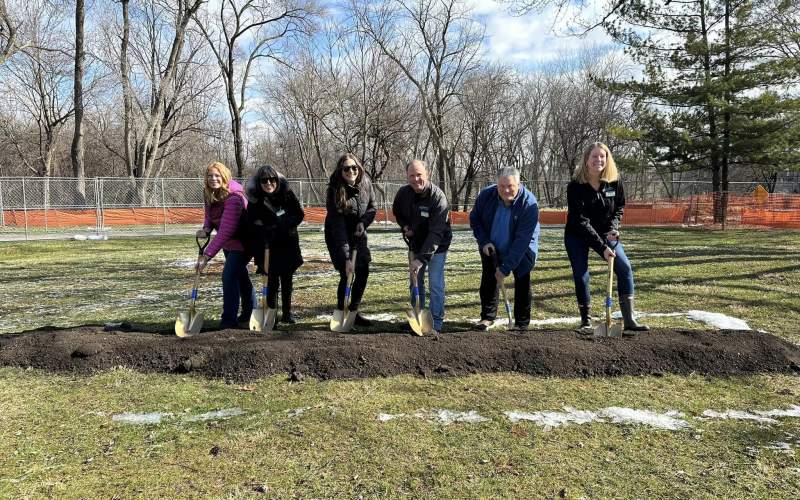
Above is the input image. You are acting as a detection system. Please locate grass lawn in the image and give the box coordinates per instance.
[1,227,799,497]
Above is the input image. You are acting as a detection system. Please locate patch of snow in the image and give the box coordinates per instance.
[687,310,750,330]
[504,408,599,428]
[363,313,397,322]
[433,409,489,424]
[757,405,800,418]
[599,408,689,431]
[184,408,245,422]
[377,413,404,422]
[701,410,777,423]
[530,317,583,326]
[112,412,172,425]
[73,234,87,241]
[172,258,198,268]
[87,234,108,240]
[765,442,794,455]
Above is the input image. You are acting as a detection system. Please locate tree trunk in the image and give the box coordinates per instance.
[71,0,86,199]
[120,0,134,178]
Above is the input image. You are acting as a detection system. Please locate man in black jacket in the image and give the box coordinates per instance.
[392,160,452,334]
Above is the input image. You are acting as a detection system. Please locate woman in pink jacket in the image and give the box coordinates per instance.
[196,162,255,329]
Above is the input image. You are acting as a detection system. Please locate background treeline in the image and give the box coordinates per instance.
[0,0,798,213]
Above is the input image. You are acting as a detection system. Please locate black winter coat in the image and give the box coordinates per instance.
[564,179,625,254]
[246,175,304,274]
[324,173,376,270]
[392,183,452,263]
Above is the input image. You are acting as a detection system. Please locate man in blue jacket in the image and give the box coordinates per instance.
[469,167,540,330]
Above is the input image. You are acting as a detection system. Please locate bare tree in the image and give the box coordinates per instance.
[352,0,483,204]
[71,0,86,196]
[194,0,317,177]
[0,0,22,64]
[1,0,74,177]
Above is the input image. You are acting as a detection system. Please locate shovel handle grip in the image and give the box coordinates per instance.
[196,234,210,255]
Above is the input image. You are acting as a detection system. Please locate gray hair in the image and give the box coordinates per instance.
[497,166,520,180]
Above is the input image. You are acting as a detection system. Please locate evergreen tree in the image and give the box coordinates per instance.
[599,0,800,221]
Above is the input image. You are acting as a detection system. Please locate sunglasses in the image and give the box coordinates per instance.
[341,165,359,174]
[260,177,278,185]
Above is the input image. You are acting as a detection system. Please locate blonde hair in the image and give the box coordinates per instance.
[203,161,232,203]
[573,142,619,184]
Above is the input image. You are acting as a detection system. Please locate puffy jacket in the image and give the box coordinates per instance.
[324,173,376,270]
[564,179,625,254]
[469,184,540,276]
[203,179,247,258]
[392,182,452,262]
[245,174,304,273]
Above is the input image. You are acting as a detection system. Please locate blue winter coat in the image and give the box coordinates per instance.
[469,184,540,276]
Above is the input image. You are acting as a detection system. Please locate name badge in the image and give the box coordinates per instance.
[276,209,286,216]
[604,190,616,198]
[419,207,430,218]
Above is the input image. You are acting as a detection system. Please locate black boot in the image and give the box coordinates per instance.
[579,304,592,329]
[353,313,372,327]
[620,295,649,334]
[281,311,296,324]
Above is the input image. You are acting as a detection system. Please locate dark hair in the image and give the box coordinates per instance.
[330,153,363,213]
[255,165,283,197]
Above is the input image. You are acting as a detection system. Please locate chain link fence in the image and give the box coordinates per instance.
[1,176,798,240]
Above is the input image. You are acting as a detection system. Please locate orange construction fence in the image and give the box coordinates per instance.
[2,193,798,230]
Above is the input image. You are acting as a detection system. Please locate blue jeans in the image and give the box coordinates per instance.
[410,251,447,331]
[564,232,634,306]
[220,249,255,328]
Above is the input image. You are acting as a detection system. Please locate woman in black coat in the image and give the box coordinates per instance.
[324,153,376,326]
[246,165,304,323]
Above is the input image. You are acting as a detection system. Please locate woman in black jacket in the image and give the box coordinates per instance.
[324,153,377,327]
[564,142,648,333]
[246,165,304,323]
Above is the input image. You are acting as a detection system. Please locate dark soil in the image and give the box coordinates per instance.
[1,326,799,382]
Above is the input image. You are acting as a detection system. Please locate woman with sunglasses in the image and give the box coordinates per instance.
[324,153,377,327]
[246,165,305,324]
[196,161,255,329]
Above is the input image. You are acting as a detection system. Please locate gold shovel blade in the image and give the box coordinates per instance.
[405,309,425,336]
[175,311,203,337]
[592,322,623,338]
[419,308,434,335]
[341,310,358,332]
[330,309,345,332]
[250,309,265,331]
[264,308,277,333]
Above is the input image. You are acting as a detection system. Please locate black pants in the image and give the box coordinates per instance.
[266,270,294,313]
[479,251,532,327]
[337,265,369,311]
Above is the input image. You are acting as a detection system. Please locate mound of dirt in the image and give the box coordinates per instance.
[1,326,798,382]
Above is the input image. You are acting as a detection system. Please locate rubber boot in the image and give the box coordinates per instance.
[620,295,649,334]
[578,304,592,329]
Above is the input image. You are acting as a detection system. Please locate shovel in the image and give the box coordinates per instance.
[330,248,358,332]
[406,252,434,336]
[593,250,623,338]
[491,249,513,330]
[175,234,210,337]
[250,247,277,333]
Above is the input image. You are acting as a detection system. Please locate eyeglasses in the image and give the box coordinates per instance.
[260,177,278,185]
[341,165,359,174]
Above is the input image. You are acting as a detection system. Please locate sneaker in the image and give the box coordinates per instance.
[515,323,529,331]
[474,319,493,331]
[353,313,372,327]
[281,312,296,324]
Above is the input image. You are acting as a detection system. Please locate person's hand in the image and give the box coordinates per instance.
[495,268,506,284]
[354,222,365,237]
[606,229,619,241]
[409,258,423,276]
[196,255,210,272]
[482,243,496,256]
[403,225,414,238]
[196,229,209,238]
[345,258,355,276]
[603,246,617,262]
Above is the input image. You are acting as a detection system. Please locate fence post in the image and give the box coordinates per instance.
[44,177,49,233]
[95,178,102,235]
[161,177,167,235]
[299,180,304,205]
[0,178,4,227]
[383,181,388,224]
[22,177,29,240]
